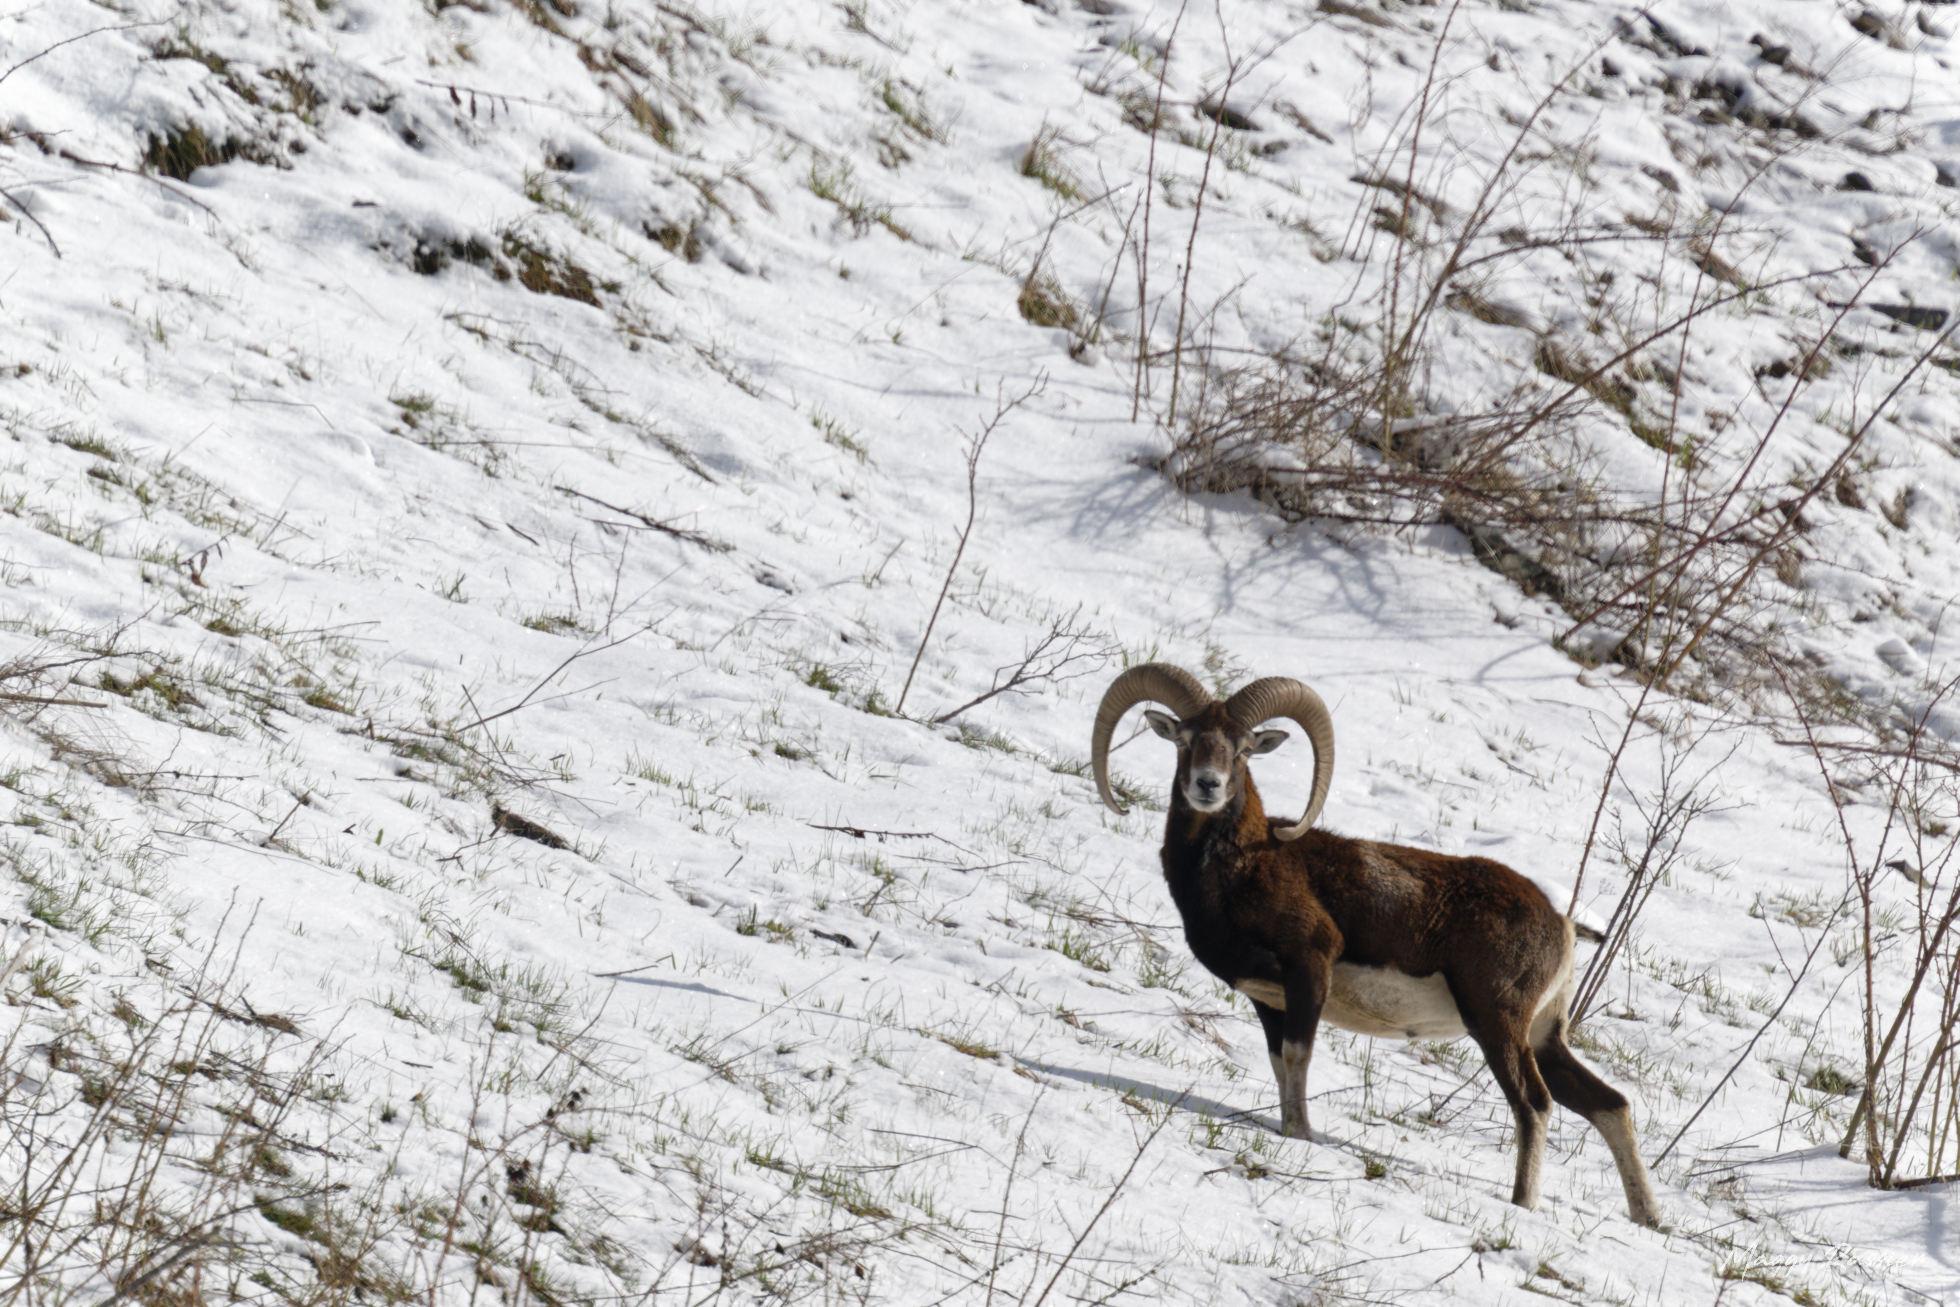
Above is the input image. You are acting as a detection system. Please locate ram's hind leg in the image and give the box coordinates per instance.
[1536,1023,1663,1228]
[1455,988,1552,1210]
[1495,1036,1552,1210]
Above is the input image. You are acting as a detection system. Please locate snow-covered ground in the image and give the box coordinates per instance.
[3,0,1959,1302]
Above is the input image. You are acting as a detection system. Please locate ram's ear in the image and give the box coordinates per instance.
[1141,709,1184,741]
[1249,728,1289,755]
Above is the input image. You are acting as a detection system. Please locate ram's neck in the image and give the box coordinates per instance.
[1162,774,1269,881]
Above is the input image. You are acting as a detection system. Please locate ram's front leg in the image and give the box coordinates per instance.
[1249,999,1287,1126]
[1276,955,1333,1139]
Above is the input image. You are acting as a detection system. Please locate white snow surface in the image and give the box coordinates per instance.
[2,0,1959,1302]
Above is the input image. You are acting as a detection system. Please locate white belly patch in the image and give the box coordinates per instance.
[1235,964,1468,1040]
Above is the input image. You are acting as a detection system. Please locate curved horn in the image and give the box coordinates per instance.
[1090,664,1211,814]
[1224,677,1335,840]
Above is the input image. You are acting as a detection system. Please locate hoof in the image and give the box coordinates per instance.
[1279,1118,1311,1141]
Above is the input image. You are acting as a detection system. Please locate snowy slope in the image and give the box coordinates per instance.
[3,0,1959,1303]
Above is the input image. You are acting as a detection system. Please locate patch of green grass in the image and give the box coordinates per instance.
[745,1142,792,1173]
[501,231,606,305]
[153,37,235,80]
[514,0,573,35]
[1534,339,1672,451]
[259,1202,325,1241]
[25,956,81,1006]
[1751,888,1834,930]
[1691,239,1749,289]
[520,612,584,636]
[1801,1064,1860,1096]
[266,67,322,123]
[620,89,676,147]
[97,666,202,715]
[809,409,868,462]
[408,227,615,306]
[302,686,354,714]
[142,123,242,180]
[1019,127,1082,201]
[1532,1260,1584,1294]
[21,874,113,944]
[808,159,912,242]
[936,1033,999,1061]
[735,906,796,942]
[878,79,941,142]
[1716,1259,1820,1306]
[1017,272,1080,331]
[50,429,121,460]
[954,722,1018,753]
[645,219,702,262]
[1137,950,1185,991]
[817,1170,892,1221]
[505,1158,564,1234]
[1105,773,1159,811]
[626,752,676,786]
[1049,926,1111,973]
[410,933,573,1040]
[391,391,437,428]
[411,234,497,277]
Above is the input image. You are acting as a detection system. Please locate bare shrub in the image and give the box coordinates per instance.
[1571,716,1736,1025]
[1798,672,1960,1188]
[895,378,1047,718]
[0,934,344,1307]
[1153,11,1959,716]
